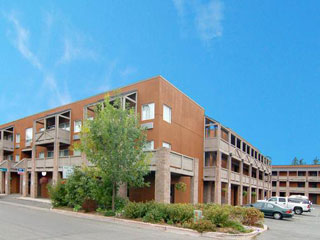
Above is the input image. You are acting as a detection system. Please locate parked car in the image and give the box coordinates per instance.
[289,195,313,207]
[266,196,311,215]
[245,201,293,220]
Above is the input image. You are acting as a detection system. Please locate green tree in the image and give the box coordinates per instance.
[313,157,320,165]
[298,158,305,165]
[77,95,150,211]
[292,157,299,165]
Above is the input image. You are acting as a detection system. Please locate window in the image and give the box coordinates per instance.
[231,135,236,145]
[16,134,20,144]
[8,155,13,161]
[279,198,286,203]
[74,120,82,133]
[144,141,154,151]
[162,142,171,149]
[73,150,81,156]
[253,202,264,209]
[272,181,277,187]
[236,139,241,149]
[59,149,69,157]
[269,197,277,202]
[59,122,70,131]
[163,105,172,123]
[48,151,54,158]
[15,154,20,162]
[266,203,274,209]
[39,152,45,159]
[25,128,33,143]
[142,103,155,121]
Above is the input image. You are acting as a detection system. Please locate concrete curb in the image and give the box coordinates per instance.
[0,199,267,239]
[52,208,268,239]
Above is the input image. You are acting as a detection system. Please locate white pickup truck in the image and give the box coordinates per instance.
[267,197,311,215]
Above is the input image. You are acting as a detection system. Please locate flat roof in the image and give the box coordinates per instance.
[272,165,320,169]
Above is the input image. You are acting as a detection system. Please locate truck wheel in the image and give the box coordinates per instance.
[273,212,282,220]
[294,208,302,215]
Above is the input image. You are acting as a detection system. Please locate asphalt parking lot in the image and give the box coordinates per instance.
[257,205,320,240]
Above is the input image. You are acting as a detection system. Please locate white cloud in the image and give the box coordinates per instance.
[172,0,224,43]
[6,12,42,70]
[120,66,137,78]
[5,13,72,107]
[195,0,223,41]
[58,36,97,64]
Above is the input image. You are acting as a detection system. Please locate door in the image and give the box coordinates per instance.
[278,197,287,208]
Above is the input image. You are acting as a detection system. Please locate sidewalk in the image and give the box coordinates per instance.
[0,194,52,209]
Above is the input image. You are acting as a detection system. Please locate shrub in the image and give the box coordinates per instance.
[204,205,231,227]
[164,204,194,224]
[48,180,67,207]
[225,220,249,233]
[242,207,264,226]
[191,219,216,233]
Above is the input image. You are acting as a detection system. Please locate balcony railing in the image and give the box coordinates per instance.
[35,128,70,145]
[0,139,14,151]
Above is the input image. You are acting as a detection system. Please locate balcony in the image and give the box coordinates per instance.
[26,156,85,171]
[35,128,70,146]
[308,176,319,182]
[149,150,196,177]
[0,139,14,152]
[203,166,216,180]
[309,188,320,193]
[230,171,240,183]
[288,176,306,181]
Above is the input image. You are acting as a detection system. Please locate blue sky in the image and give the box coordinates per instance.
[0,0,319,165]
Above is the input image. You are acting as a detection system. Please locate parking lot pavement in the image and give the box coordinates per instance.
[257,205,320,240]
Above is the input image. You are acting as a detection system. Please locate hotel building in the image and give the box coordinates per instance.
[272,165,320,204]
[0,76,271,204]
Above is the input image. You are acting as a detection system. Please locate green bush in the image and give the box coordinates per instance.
[191,219,216,233]
[48,180,67,207]
[204,205,231,227]
[242,207,264,226]
[48,167,126,211]
[164,204,194,224]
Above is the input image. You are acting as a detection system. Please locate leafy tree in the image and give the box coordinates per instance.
[77,95,150,211]
[292,157,299,165]
[313,157,320,165]
[298,158,305,165]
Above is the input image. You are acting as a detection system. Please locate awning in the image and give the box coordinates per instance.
[22,148,32,152]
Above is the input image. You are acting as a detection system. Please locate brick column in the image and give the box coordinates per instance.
[248,164,252,203]
[22,170,29,197]
[239,160,243,205]
[0,148,3,194]
[31,121,37,198]
[214,150,222,204]
[190,158,199,204]
[286,171,290,196]
[155,147,171,203]
[227,155,232,205]
[5,170,10,194]
[53,115,59,185]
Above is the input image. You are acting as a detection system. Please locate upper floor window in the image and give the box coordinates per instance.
[73,149,81,156]
[162,142,171,149]
[48,151,54,158]
[59,122,70,131]
[163,105,172,123]
[74,120,82,133]
[59,149,69,157]
[231,135,236,146]
[16,134,20,144]
[15,154,20,162]
[142,103,155,121]
[25,128,33,143]
[144,141,154,151]
[39,152,45,159]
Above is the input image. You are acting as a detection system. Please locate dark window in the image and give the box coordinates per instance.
[231,135,236,145]
[272,181,277,187]
[247,146,250,154]
[236,138,241,149]
[253,202,264,209]
[279,198,286,203]
[272,171,277,176]
[242,142,246,152]
[297,182,305,188]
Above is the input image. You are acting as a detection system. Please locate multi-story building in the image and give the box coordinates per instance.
[0,76,271,205]
[272,165,320,204]
[203,118,272,206]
